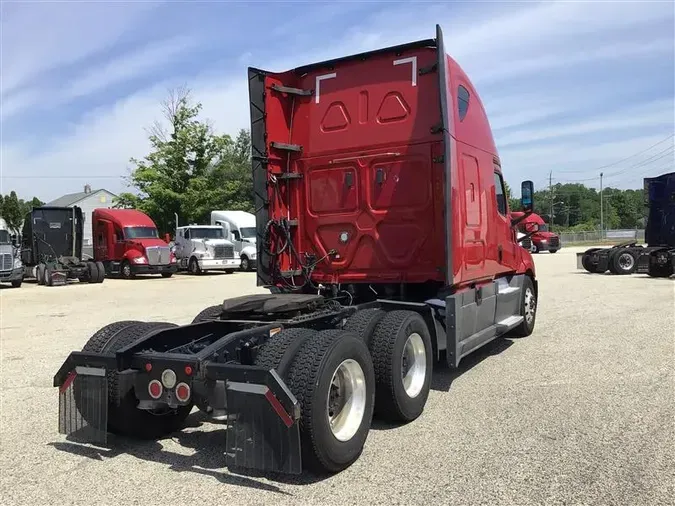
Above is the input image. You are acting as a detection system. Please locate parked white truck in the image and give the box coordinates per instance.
[210,210,257,271]
[0,223,23,288]
[173,224,239,274]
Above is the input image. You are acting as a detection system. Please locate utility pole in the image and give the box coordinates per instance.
[600,172,604,240]
[549,171,553,231]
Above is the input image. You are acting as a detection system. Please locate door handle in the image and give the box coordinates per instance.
[498,244,503,262]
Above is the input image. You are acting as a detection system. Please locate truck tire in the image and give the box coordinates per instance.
[343,308,386,346]
[120,260,133,279]
[191,304,223,323]
[611,250,637,275]
[648,263,674,278]
[36,263,46,285]
[368,310,433,423]
[95,261,106,283]
[87,262,99,283]
[188,257,201,275]
[286,329,375,473]
[581,248,602,273]
[45,266,54,286]
[510,275,537,338]
[240,256,253,271]
[161,272,173,278]
[607,249,620,274]
[11,279,22,288]
[79,321,192,439]
[254,327,317,379]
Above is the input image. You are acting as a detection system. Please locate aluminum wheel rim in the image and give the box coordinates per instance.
[326,359,366,442]
[524,288,536,324]
[401,333,427,398]
[618,253,634,271]
[123,264,131,277]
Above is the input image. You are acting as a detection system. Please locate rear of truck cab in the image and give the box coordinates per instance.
[55,24,538,479]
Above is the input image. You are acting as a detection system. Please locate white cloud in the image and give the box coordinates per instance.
[63,35,199,102]
[1,2,161,97]
[1,0,673,199]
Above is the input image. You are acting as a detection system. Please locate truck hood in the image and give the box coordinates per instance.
[534,231,559,240]
[128,238,170,248]
[191,238,234,247]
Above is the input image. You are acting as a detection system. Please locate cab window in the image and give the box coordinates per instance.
[493,172,508,216]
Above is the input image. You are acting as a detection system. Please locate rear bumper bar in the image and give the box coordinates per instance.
[54,352,302,474]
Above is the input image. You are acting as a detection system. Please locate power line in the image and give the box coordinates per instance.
[555,145,674,183]
[555,133,674,174]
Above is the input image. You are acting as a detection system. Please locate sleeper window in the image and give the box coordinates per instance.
[458,85,470,122]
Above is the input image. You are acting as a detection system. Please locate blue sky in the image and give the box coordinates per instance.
[1,0,674,202]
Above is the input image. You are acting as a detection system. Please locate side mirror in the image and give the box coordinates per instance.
[521,180,534,212]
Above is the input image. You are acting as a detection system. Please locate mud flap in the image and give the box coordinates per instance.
[58,366,108,444]
[225,380,302,474]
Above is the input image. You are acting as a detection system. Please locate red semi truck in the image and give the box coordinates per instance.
[92,208,177,278]
[55,26,538,476]
[511,211,561,253]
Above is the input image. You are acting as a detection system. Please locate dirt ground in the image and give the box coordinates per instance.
[1,247,673,505]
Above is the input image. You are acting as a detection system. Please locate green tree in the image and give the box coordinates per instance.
[116,88,253,234]
[0,191,24,233]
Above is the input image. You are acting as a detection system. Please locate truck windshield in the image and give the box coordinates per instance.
[0,230,10,244]
[124,227,159,239]
[538,224,549,232]
[240,227,256,239]
[190,228,223,239]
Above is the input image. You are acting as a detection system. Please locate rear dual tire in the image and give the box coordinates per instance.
[255,328,376,474]
[608,249,637,275]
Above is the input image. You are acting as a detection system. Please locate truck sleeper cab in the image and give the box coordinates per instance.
[92,208,178,279]
[54,25,538,477]
[21,206,105,286]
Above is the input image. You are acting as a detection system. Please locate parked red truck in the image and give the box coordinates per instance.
[92,208,177,278]
[511,211,561,253]
[55,26,538,476]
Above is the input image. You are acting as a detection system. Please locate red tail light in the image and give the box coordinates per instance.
[175,382,191,402]
[148,379,163,399]
[184,365,193,376]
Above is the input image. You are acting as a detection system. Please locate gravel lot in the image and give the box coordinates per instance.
[1,247,673,506]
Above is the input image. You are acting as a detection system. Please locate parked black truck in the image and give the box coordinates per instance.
[577,171,675,277]
[21,206,106,286]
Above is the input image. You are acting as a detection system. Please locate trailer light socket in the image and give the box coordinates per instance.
[161,369,177,389]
